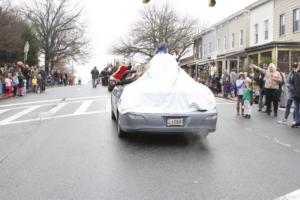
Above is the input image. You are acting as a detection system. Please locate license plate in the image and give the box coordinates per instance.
[166,118,184,127]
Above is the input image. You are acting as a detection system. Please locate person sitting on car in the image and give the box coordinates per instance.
[110,63,129,81]
[116,70,138,85]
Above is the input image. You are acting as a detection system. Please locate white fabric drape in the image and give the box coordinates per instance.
[118,53,216,114]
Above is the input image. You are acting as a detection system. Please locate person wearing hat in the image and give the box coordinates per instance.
[278,63,298,124]
[250,63,283,117]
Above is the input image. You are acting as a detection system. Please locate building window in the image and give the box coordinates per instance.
[240,29,244,46]
[254,24,259,44]
[198,45,202,58]
[292,51,300,65]
[278,51,290,72]
[203,44,206,56]
[231,33,235,48]
[209,42,212,54]
[224,36,227,50]
[280,14,286,36]
[264,20,269,40]
[217,38,220,51]
[293,9,300,32]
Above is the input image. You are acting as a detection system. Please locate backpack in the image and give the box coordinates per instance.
[12,76,19,86]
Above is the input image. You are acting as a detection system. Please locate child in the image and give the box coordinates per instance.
[32,76,38,93]
[17,73,24,96]
[12,72,19,96]
[4,73,13,97]
[22,79,27,96]
[243,81,252,119]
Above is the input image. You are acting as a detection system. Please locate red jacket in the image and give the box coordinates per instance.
[113,65,128,80]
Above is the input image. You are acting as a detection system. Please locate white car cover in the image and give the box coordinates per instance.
[118,53,216,114]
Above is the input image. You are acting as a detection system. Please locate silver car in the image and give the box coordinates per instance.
[111,72,217,138]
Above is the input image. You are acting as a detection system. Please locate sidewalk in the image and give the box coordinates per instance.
[215,93,237,101]
[0,85,66,101]
[0,95,8,101]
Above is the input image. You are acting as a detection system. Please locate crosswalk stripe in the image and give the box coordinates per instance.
[0,109,9,115]
[74,100,93,115]
[275,189,300,200]
[0,105,41,125]
[0,110,107,126]
[0,99,62,108]
[66,96,109,101]
[0,96,110,109]
[106,99,111,112]
[48,102,69,114]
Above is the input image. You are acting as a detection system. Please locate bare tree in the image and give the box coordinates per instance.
[0,0,23,54]
[23,0,89,72]
[111,4,197,61]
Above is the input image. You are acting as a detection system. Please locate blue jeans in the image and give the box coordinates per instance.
[284,98,294,120]
[294,97,300,124]
[92,79,97,88]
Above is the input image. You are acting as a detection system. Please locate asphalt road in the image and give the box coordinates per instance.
[0,84,300,200]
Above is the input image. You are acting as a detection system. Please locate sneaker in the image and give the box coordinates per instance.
[291,122,300,128]
[278,119,287,124]
[243,114,249,118]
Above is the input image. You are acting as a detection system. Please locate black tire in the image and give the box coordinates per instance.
[111,110,116,120]
[117,115,126,138]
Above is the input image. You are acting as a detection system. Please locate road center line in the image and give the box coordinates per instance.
[0,105,41,125]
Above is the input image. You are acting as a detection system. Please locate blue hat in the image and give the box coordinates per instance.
[155,43,168,54]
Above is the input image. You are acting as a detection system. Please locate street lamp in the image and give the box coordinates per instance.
[208,0,216,7]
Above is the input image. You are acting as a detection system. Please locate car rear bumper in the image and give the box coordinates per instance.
[119,110,217,134]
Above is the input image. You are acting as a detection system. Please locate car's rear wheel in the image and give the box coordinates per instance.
[117,115,126,138]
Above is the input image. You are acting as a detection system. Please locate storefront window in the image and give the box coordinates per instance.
[292,51,300,65]
[249,54,258,65]
[278,51,289,72]
[261,51,272,65]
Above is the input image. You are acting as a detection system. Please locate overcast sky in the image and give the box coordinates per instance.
[82,0,257,68]
[17,0,258,80]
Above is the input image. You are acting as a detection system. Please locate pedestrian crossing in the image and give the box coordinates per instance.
[0,96,232,126]
[0,96,111,126]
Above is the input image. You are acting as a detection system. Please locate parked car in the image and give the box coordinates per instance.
[111,71,217,138]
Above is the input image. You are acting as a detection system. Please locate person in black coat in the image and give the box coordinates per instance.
[39,67,47,92]
[291,63,300,127]
[91,66,100,88]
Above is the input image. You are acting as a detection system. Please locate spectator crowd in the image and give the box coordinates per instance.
[203,62,300,128]
[0,61,74,98]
